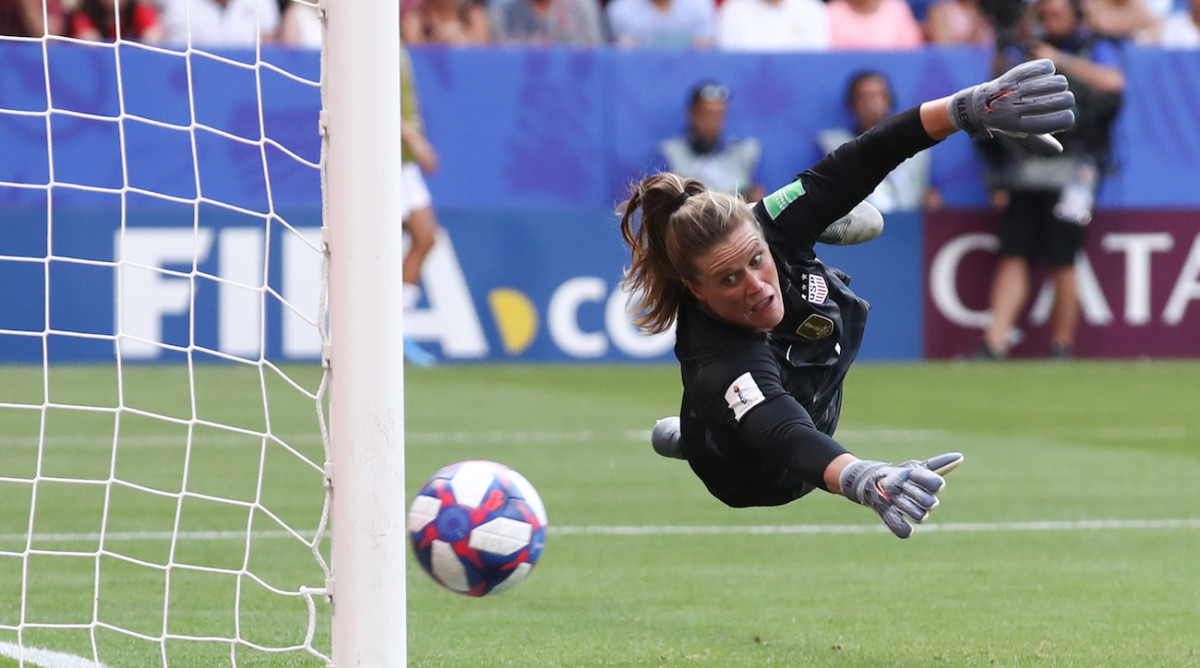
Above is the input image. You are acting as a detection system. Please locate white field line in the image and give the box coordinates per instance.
[0,425,1188,449]
[2,518,1199,545]
[551,518,1200,535]
[0,641,109,668]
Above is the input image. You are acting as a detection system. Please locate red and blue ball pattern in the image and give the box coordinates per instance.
[408,460,547,597]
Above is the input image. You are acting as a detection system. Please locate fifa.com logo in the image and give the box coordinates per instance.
[115,227,675,362]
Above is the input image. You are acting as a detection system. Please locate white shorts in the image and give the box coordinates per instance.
[400,162,432,220]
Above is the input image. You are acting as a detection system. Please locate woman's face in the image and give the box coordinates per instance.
[683,217,784,332]
[688,98,726,144]
[851,75,892,132]
[1037,0,1077,40]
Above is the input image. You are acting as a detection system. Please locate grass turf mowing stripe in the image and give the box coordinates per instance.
[3,518,1198,544]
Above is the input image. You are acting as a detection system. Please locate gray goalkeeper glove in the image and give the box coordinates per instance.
[839,452,964,539]
[947,59,1075,155]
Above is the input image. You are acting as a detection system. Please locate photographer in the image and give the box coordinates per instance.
[976,0,1124,360]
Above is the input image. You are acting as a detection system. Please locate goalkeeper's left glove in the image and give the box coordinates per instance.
[839,452,964,539]
[947,58,1075,155]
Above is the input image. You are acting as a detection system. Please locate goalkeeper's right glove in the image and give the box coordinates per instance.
[839,452,964,539]
[947,58,1075,155]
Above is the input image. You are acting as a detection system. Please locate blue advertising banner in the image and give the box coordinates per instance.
[0,204,922,363]
[0,205,324,363]
[408,209,922,363]
[1,43,1197,363]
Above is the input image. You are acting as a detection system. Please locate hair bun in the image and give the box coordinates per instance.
[671,190,691,211]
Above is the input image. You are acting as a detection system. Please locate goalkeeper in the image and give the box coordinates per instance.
[619,60,1075,538]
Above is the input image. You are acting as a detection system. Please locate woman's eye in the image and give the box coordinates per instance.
[749,253,762,267]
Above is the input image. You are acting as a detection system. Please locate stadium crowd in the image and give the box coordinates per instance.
[0,0,1196,48]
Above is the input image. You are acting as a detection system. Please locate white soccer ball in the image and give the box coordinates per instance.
[407,460,548,596]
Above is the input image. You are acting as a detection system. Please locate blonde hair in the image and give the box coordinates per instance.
[618,173,751,334]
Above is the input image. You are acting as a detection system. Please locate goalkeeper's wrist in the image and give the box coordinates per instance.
[946,86,991,140]
[838,459,889,505]
[824,453,859,494]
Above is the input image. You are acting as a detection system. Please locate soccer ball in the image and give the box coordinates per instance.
[408,460,547,596]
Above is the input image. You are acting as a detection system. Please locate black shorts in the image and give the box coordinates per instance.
[997,191,1087,267]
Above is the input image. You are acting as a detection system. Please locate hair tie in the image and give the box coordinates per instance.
[672,191,691,211]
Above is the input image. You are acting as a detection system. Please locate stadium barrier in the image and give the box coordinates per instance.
[2,44,1197,362]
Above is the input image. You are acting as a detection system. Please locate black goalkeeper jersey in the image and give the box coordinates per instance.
[673,106,938,509]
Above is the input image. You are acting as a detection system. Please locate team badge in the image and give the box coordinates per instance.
[795,314,834,340]
[801,273,828,304]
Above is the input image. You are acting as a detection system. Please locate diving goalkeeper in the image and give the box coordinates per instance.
[619,60,1076,538]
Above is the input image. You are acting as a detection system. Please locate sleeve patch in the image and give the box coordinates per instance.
[763,179,806,219]
[724,372,766,422]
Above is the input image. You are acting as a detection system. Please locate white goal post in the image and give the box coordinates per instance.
[0,0,407,664]
[324,0,409,665]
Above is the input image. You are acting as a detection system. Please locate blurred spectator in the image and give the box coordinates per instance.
[66,0,164,42]
[828,0,925,49]
[924,0,994,44]
[160,0,281,47]
[1141,0,1200,45]
[714,0,829,51]
[490,0,606,45]
[402,0,491,44]
[400,45,440,367]
[658,80,765,201]
[816,71,939,212]
[976,0,1124,359]
[277,0,321,47]
[1084,0,1160,40]
[606,0,715,48]
[1,0,64,36]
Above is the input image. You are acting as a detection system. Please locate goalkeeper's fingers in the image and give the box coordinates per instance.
[878,504,915,539]
[898,479,939,512]
[922,452,965,475]
[997,58,1058,86]
[891,491,932,524]
[1002,131,1066,155]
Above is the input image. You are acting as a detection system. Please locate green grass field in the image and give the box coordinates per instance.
[1,361,1198,667]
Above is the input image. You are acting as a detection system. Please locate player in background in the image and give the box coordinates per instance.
[620,60,1076,538]
[401,45,439,367]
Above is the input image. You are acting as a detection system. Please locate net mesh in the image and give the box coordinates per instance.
[0,2,332,665]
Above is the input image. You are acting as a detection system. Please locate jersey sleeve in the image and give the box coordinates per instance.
[756,106,938,245]
[691,344,849,490]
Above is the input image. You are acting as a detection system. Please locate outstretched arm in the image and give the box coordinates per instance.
[762,60,1075,246]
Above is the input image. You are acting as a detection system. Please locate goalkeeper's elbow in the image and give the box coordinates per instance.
[817,201,884,246]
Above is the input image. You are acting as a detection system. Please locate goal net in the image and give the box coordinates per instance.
[0,1,406,665]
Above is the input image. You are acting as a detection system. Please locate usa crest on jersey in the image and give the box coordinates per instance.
[801,273,828,304]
